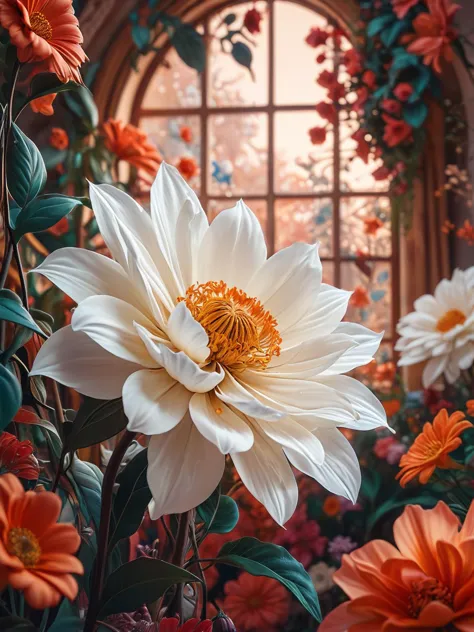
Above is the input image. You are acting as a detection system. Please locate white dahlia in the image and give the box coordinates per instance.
[396,268,474,388]
[31,164,387,525]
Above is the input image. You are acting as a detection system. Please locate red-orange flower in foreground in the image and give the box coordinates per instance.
[320,501,474,631]
[0,0,86,83]
[30,92,56,115]
[0,473,83,608]
[407,0,461,73]
[0,433,39,481]
[397,409,472,487]
[103,119,162,177]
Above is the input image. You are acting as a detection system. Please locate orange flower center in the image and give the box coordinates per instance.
[179,280,281,372]
[408,578,453,618]
[7,527,41,567]
[436,309,466,333]
[29,12,53,40]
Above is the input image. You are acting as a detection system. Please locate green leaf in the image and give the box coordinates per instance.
[198,491,239,534]
[15,194,83,239]
[64,85,99,129]
[110,448,151,547]
[48,597,82,631]
[0,363,21,431]
[7,124,46,206]
[69,459,103,529]
[360,469,381,501]
[0,290,45,336]
[171,24,205,72]
[367,494,439,531]
[0,617,37,631]
[403,102,428,128]
[15,74,81,118]
[66,397,128,451]
[367,14,394,37]
[231,41,252,70]
[132,24,151,51]
[98,557,200,617]
[41,146,68,170]
[217,537,321,621]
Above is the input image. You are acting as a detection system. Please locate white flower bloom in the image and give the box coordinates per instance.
[396,268,474,388]
[309,562,336,594]
[31,163,387,525]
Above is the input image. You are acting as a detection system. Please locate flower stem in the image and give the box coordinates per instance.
[84,430,137,632]
[167,510,192,620]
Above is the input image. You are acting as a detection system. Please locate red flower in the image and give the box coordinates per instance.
[315,101,337,123]
[30,93,56,116]
[363,216,383,236]
[392,0,419,18]
[382,98,402,115]
[372,165,391,181]
[393,82,414,101]
[274,506,327,568]
[179,126,193,144]
[382,113,413,147]
[354,86,369,111]
[350,286,370,308]
[352,129,371,163]
[49,127,69,150]
[316,52,326,63]
[362,69,377,89]
[305,26,328,48]
[0,432,39,481]
[316,69,337,89]
[393,179,409,195]
[243,8,262,35]
[159,618,212,632]
[177,156,199,181]
[343,48,362,75]
[308,126,327,145]
[328,82,345,102]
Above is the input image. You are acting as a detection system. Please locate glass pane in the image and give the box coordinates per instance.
[340,196,391,257]
[208,199,268,241]
[140,116,201,193]
[341,261,391,336]
[275,198,333,255]
[208,113,268,196]
[274,1,331,105]
[321,260,335,285]
[275,111,333,194]
[340,117,390,192]
[142,48,201,109]
[208,1,269,107]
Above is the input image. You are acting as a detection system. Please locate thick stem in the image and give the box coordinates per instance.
[167,510,192,620]
[84,430,137,632]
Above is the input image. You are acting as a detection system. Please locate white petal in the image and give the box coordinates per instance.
[71,295,158,367]
[197,200,267,289]
[189,392,254,454]
[310,428,361,502]
[260,417,325,471]
[123,369,191,435]
[147,414,225,519]
[231,422,298,526]
[216,372,285,421]
[175,197,208,288]
[166,302,209,364]
[320,323,383,376]
[414,294,444,318]
[30,326,140,399]
[422,355,448,388]
[247,242,322,333]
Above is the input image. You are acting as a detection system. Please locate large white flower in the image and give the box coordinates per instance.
[396,268,474,388]
[31,164,387,525]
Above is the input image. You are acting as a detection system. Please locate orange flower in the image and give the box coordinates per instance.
[103,119,162,177]
[30,92,56,115]
[219,574,290,632]
[0,473,83,609]
[179,125,193,143]
[382,398,402,418]
[323,495,341,517]
[48,215,69,237]
[396,409,472,487]
[382,113,413,147]
[49,127,68,150]
[407,0,461,73]
[392,0,420,18]
[467,400,474,416]
[375,361,397,383]
[350,285,370,309]
[441,219,455,234]
[363,216,383,236]
[320,501,474,631]
[457,219,474,246]
[0,0,86,83]
[176,156,199,181]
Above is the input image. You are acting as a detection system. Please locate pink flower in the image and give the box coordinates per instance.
[274,507,328,568]
[393,82,414,101]
[387,442,407,465]
[374,436,398,459]
[328,536,357,561]
[391,0,419,18]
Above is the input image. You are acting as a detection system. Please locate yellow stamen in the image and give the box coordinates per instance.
[179,280,281,372]
[7,527,41,567]
[436,308,466,333]
[29,12,53,40]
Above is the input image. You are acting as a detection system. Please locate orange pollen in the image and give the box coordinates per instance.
[7,527,41,567]
[408,578,453,618]
[436,309,466,333]
[179,280,281,372]
[29,12,53,40]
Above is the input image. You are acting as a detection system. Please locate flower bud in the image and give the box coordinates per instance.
[212,612,237,632]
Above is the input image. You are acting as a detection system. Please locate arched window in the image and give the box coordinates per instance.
[110,0,397,359]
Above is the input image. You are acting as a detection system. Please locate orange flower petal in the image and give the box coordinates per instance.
[34,570,79,601]
[39,523,81,554]
[19,490,61,537]
[38,552,83,574]
[23,574,62,609]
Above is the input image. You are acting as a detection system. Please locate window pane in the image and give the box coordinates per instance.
[208,113,268,196]
[275,111,333,194]
[274,1,331,105]
[208,199,268,240]
[140,115,201,193]
[208,1,269,107]
[275,198,333,255]
[142,48,201,109]
[321,260,335,285]
[341,262,392,336]
[340,196,391,257]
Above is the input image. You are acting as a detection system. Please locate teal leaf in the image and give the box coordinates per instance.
[380,19,409,47]
[16,74,81,118]
[64,85,99,129]
[367,14,394,37]
[65,397,127,451]
[377,270,390,283]
[232,41,252,70]
[132,24,151,51]
[48,597,82,631]
[198,491,239,534]
[41,146,68,170]
[7,124,46,206]
[98,558,200,617]
[217,537,321,621]
[69,459,103,529]
[0,290,44,336]
[403,102,428,128]
[171,24,205,72]
[371,290,386,302]
[0,363,21,431]
[14,194,83,240]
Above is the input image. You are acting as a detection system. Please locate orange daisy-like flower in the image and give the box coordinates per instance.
[396,409,472,487]
[30,92,56,115]
[103,119,162,178]
[319,501,474,631]
[176,156,199,182]
[0,473,83,609]
[350,285,370,309]
[363,216,383,236]
[0,0,86,83]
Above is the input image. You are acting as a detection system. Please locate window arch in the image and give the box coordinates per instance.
[109,0,398,358]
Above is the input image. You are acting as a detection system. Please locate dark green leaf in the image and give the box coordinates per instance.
[0,290,46,336]
[69,459,103,529]
[14,194,83,240]
[98,557,200,617]
[367,14,394,37]
[0,363,21,431]
[7,124,46,206]
[198,491,239,534]
[171,24,205,72]
[64,85,99,129]
[0,617,36,631]
[41,146,68,170]
[367,494,439,531]
[15,74,81,118]
[223,13,237,25]
[231,41,252,70]
[66,397,128,450]
[217,537,321,621]
[132,24,151,51]
[48,597,82,631]
[360,469,381,501]
[403,102,428,128]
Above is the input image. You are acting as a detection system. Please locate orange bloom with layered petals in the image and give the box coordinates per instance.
[0,473,83,609]
[407,0,461,73]
[0,0,86,83]
[319,501,474,631]
[397,409,472,487]
[103,119,162,177]
[30,92,56,115]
